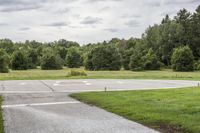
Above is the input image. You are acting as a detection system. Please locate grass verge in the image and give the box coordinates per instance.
[70,87,200,133]
[0,96,4,133]
[0,68,200,80]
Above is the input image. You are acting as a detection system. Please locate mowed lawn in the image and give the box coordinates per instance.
[0,68,200,80]
[71,87,200,133]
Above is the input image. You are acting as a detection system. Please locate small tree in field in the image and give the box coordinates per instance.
[171,46,194,71]
[0,49,9,73]
[41,51,62,70]
[11,51,28,70]
[65,47,81,68]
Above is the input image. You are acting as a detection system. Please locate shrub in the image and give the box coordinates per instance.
[67,70,87,77]
[66,47,81,68]
[11,51,28,70]
[171,46,194,71]
[41,52,62,70]
[0,49,9,73]
[85,45,121,71]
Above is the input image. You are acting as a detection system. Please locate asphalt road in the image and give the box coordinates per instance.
[1,79,199,133]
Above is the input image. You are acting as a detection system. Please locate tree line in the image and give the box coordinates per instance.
[0,5,200,73]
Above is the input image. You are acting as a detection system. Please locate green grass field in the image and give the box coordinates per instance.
[0,68,200,80]
[71,87,200,133]
[0,97,4,133]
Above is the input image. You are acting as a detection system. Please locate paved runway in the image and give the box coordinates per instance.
[1,79,199,133]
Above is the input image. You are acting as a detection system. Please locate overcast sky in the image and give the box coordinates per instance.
[0,0,199,44]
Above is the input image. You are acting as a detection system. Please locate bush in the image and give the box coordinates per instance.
[11,51,28,70]
[85,45,121,71]
[171,46,194,71]
[66,47,81,68]
[41,52,62,70]
[0,49,9,73]
[67,70,87,77]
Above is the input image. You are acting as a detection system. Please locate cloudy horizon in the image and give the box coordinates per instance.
[0,0,199,44]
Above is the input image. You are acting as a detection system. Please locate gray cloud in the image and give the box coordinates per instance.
[164,0,200,5]
[144,1,161,7]
[0,0,45,12]
[190,0,200,3]
[54,8,70,14]
[104,28,118,32]
[125,20,140,27]
[0,5,41,12]
[44,22,69,27]
[98,6,110,12]
[81,17,102,25]
[19,27,30,31]
[0,22,7,26]
[121,14,142,19]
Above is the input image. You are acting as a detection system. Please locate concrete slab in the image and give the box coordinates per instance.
[2,79,199,133]
[3,93,75,105]
[3,94,158,133]
[3,80,52,92]
[42,79,199,92]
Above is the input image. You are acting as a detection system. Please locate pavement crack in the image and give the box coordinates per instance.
[39,80,55,92]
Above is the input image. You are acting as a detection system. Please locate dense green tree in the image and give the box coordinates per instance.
[159,21,184,65]
[57,39,80,48]
[175,8,191,45]
[0,39,15,54]
[161,15,170,24]
[27,49,39,69]
[66,47,81,68]
[85,45,121,70]
[190,5,200,59]
[41,50,63,70]
[144,16,185,66]
[115,38,140,70]
[11,51,28,70]
[143,49,161,70]
[0,49,9,73]
[122,49,133,70]
[56,47,67,60]
[84,51,94,70]
[129,50,144,71]
[171,46,194,71]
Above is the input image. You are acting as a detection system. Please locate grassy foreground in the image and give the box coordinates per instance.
[0,68,200,80]
[71,87,200,133]
[0,97,4,133]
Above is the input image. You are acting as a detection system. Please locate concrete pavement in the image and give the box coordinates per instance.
[1,79,199,133]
